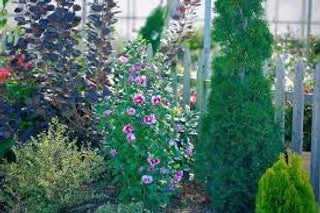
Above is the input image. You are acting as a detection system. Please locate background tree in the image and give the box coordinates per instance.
[195,0,283,212]
[139,6,167,52]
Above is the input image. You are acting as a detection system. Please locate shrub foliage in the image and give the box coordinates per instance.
[0,118,104,212]
[256,154,318,213]
[195,0,283,212]
[96,40,195,208]
[1,0,118,146]
[139,6,167,52]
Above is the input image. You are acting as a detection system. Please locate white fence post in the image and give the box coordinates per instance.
[274,56,286,144]
[196,54,204,113]
[182,48,191,108]
[311,63,320,202]
[203,0,212,109]
[147,43,153,62]
[171,57,178,104]
[292,61,305,155]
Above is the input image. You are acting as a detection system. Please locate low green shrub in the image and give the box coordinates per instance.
[0,118,104,212]
[256,154,318,213]
[95,202,147,213]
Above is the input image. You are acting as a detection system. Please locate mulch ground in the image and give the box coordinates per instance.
[166,180,212,213]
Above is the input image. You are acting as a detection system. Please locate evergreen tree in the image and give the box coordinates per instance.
[195,0,283,212]
[139,6,166,52]
[256,154,317,213]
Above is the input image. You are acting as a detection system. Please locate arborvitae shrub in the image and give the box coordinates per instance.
[0,118,104,212]
[195,0,283,212]
[139,6,166,52]
[256,154,318,213]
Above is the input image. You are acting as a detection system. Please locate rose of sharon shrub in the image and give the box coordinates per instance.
[96,40,193,208]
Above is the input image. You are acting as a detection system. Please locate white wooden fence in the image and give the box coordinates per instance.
[151,44,320,203]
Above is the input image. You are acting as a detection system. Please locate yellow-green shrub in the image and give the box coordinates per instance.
[0,118,104,212]
[256,154,317,213]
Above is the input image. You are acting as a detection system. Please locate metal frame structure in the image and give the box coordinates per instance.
[5,0,320,38]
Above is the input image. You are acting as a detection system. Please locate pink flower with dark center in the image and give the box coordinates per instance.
[141,62,147,68]
[128,74,135,83]
[141,175,153,184]
[174,174,182,183]
[119,55,128,64]
[162,99,170,106]
[126,107,136,116]
[122,124,134,134]
[173,170,184,183]
[133,92,145,105]
[110,149,117,157]
[143,114,157,125]
[126,133,136,143]
[151,95,161,106]
[104,110,112,117]
[147,166,155,172]
[184,146,193,156]
[134,75,147,86]
[130,65,140,73]
[176,170,184,177]
[147,156,161,167]
[23,61,33,69]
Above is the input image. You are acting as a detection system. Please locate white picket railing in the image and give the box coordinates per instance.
[156,44,320,202]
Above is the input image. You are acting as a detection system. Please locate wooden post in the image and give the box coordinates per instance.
[274,56,286,144]
[203,0,212,109]
[263,60,269,76]
[147,43,153,62]
[311,63,320,202]
[301,0,307,38]
[307,0,313,38]
[274,0,280,35]
[196,54,204,113]
[171,57,178,104]
[291,61,305,155]
[182,48,191,108]
[203,0,212,80]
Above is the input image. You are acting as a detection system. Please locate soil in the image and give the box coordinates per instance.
[166,180,212,213]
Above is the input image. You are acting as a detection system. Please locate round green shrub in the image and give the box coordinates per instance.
[256,154,318,213]
[0,118,104,212]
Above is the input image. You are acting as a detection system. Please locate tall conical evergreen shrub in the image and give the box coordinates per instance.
[195,0,283,212]
[139,6,166,52]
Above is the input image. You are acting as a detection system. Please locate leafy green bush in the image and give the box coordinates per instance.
[256,154,318,213]
[195,0,283,212]
[96,40,196,208]
[95,202,147,213]
[0,118,104,212]
[139,6,167,52]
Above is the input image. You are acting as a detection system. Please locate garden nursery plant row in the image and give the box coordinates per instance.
[0,0,319,212]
